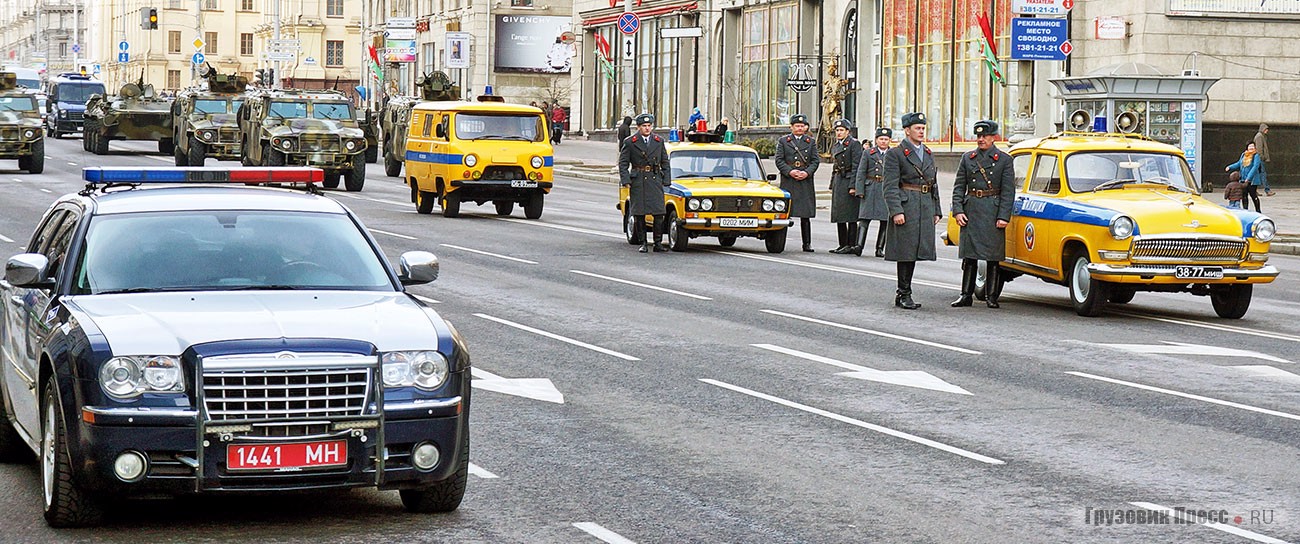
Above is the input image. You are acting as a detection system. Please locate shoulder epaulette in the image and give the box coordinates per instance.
[653,135,662,142]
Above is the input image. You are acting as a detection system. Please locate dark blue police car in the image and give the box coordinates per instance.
[0,167,470,526]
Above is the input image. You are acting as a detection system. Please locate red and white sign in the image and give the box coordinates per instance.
[1060,41,1073,55]
[1012,0,1072,16]
[1094,16,1128,40]
[227,440,347,471]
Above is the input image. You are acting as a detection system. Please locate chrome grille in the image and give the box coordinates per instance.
[1131,238,1245,262]
[69,111,84,121]
[713,196,762,213]
[201,353,373,422]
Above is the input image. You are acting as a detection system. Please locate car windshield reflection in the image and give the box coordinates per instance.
[1065,152,1197,193]
[670,150,765,181]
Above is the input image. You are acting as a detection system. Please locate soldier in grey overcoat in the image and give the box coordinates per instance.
[951,120,1016,308]
[882,112,942,310]
[773,114,820,252]
[853,127,892,257]
[828,119,862,254]
[619,113,671,253]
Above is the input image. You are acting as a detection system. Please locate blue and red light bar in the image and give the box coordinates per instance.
[83,167,326,184]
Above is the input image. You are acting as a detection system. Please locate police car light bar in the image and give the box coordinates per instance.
[82,167,326,184]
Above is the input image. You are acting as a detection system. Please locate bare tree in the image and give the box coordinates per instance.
[535,76,575,110]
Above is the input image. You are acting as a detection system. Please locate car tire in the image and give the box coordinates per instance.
[173,137,189,166]
[266,145,285,167]
[398,429,469,513]
[323,172,341,189]
[416,188,436,214]
[365,145,378,164]
[764,228,787,254]
[441,192,461,218]
[42,380,103,528]
[344,160,366,192]
[188,137,206,167]
[1109,287,1137,304]
[1210,284,1252,319]
[523,192,544,220]
[624,207,642,245]
[384,149,402,178]
[667,209,688,252]
[973,261,989,302]
[26,139,44,174]
[494,201,514,216]
[81,121,93,152]
[1068,251,1110,317]
[158,138,175,156]
[718,234,738,247]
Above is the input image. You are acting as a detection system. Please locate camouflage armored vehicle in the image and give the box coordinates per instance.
[238,87,367,191]
[83,78,175,155]
[172,64,247,166]
[361,106,379,164]
[0,72,45,173]
[381,71,461,178]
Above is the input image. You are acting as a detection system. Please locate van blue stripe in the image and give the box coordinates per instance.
[1014,197,1126,231]
[405,151,464,164]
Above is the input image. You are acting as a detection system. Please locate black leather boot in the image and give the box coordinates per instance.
[652,216,666,252]
[985,262,1001,308]
[830,223,849,253]
[850,221,867,256]
[639,242,649,253]
[801,219,813,252]
[896,262,921,310]
[951,259,975,307]
[874,222,887,257]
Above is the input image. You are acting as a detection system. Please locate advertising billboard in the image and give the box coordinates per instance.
[494,15,574,73]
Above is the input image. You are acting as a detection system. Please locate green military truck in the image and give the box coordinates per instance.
[172,65,247,166]
[83,79,175,155]
[0,72,45,173]
[238,87,368,191]
[381,71,461,178]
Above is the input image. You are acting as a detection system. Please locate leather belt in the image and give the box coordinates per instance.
[635,166,659,172]
[900,183,932,193]
[967,188,1000,197]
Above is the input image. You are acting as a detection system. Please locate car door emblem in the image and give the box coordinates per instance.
[1024,222,1036,251]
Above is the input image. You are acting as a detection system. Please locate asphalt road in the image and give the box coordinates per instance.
[0,137,1298,543]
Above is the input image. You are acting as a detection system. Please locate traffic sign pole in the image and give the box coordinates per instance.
[620,1,635,122]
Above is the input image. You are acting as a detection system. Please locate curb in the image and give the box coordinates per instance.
[1269,243,1300,256]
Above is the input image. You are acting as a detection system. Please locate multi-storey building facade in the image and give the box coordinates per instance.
[0,0,92,74]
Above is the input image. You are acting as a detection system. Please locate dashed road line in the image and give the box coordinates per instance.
[1113,310,1300,344]
[468,463,499,479]
[330,191,412,208]
[761,309,982,355]
[570,269,712,300]
[475,313,640,361]
[1128,502,1290,544]
[494,216,623,239]
[1067,371,1300,422]
[441,243,538,264]
[410,294,441,305]
[572,522,637,544]
[368,228,417,240]
[39,188,51,193]
[0,233,13,243]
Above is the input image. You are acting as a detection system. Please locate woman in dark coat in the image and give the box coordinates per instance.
[617,116,633,150]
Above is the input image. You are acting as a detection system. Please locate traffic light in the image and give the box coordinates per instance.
[141,7,158,29]
[266,68,274,86]
[254,69,265,86]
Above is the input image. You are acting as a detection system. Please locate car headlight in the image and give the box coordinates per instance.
[464,154,478,167]
[530,156,544,169]
[280,138,295,151]
[700,198,714,211]
[100,356,184,399]
[198,130,215,142]
[59,110,67,118]
[688,198,700,211]
[23,129,34,139]
[1109,215,1135,240]
[1253,218,1276,243]
[345,140,357,151]
[381,351,449,390]
[762,199,774,212]
[774,199,787,212]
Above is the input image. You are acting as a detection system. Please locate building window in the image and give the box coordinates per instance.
[241,0,254,10]
[240,33,253,56]
[167,69,181,90]
[326,40,344,67]
[327,0,343,16]
[168,31,182,54]
[511,0,534,6]
[58,42,66,59]
[168,0,182,8]
[591,18,678,130]
[740,3,795,127]
[205,31,218,54]
[202,0,218,9]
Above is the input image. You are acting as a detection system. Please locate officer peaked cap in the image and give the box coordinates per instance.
[832,118,853,130]
[790,114,809,126]
[635,113,655,125]
[901,112,927,127]
[973,120,999,136]
[875,127,893,138]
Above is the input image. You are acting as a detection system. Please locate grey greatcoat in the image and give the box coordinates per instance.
[951,145,1016,261]
[882,140,942,262]
[829,137,862,223]
[854,144,890,221]
[773,133,820,218]
[619,133,671,216]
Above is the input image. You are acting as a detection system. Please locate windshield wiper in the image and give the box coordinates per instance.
[96,287,194,295]
[222,284,307,291]
[1091,178,1137,192]
[474,135,531,141]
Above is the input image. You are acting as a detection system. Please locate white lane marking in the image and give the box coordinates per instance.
[410,293,441,304]
[1128,502,1290,544]
[368,228,417,240]
[475,313,639,361]
[1094,341,1290,363]
[701,379,1004,465]
[468,463,499,479]
[1232,365,1300,383]
[145,155,172,163]
[0,233,13,243]
[10,177,20,182]
[471,367,564,404]
[495,216,623,239]
[329,192,412,207]
[39,188,51,193]
[572,522,637,544]
[574,199,605,205]
[752,344,972,395]
[570,269,712,300]
[761,309,982,355]
[441,243,538,264]
[1114,310,1300,344]
[66,162,77,166]
[1067,371,1300,422]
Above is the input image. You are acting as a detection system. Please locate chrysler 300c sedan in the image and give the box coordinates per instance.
[0,167,470,527]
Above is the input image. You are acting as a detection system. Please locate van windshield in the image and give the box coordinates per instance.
[55,82,104,103]
[454,113,545,142]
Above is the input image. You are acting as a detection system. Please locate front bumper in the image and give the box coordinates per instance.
[448,179,552,200]
[0,139,38,157]
[1088,263,1279,284]
[286,151,364,169]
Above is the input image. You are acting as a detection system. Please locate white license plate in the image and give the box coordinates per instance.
[1174,266,1224,279]
[511,180,539,188]
[718,218,759,228]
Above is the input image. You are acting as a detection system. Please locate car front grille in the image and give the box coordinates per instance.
[0,128,17,140]
[482,165,525,180]
[201,353,373,422]
[217,128,239,143]
[300,137,341,153]
[69,111,83,121]
[1131,238,1246,262]
[712,196,762,213]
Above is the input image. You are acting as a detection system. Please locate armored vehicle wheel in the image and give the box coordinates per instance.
[92,128,109,155]
[399,429,468,513]
[523,192,544,220]
[667,210,688,252]
[1068,252,1110,317]
[187,137,206,167]
[323,172,341,189]
[1210,284,1252,319]
[173,137,189,166]
[494,201,514,216]
[158,138,175,155]
[25,139,44,174]
[344,160,365,192]
[266,145,286,167]
[384,150,402,178]
[441,192,461,218]
[764,228,787,253]
[42,380,104,527]
[81,122,92,151]
[718,234,738,247]
[416,188,436,214]
[365,145,378,164]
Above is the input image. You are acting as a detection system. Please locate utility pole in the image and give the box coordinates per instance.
[273,0,281,89]
[194,0,202,84]
[72,0,78,72]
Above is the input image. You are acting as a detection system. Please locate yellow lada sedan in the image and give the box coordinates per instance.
[944,132,1277,318]
[619,132,791,252]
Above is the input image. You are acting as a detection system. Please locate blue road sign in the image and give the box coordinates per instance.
[118,52,129,63]
[71,43,81,54]
[1010,18,1070,61]
[192,52,205,65]
[617,13,641,35]
[118,40,129,51]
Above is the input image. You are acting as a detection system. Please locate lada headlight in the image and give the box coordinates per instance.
[59,110,67,118]
[382,351,449,390]
[762,199,775,212]
[1109,215,1135,240]
[774,199,787,212]
[700,198,714,211]
[464,154,478,167]
[688,198,700,211]
[1253,218,1276,243]
[100,356,184,399]
[530,156,543,169]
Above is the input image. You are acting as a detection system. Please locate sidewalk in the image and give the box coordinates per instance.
[551,135,1300,255]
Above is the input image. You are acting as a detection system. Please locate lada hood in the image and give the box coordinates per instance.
[476,142,552,164]
[1070,186,1245,237]
[267,118,362,138]
[0,111,44,127]
[66,291,443,355]
[672,178,787,198]
[189,113,237,129]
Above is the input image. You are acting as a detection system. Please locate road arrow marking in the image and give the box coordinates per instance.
[1095,341,1290,363]
[471,367,564,404]
[1232,365,1300,383]
[573,522,637,544]
[752,344,972,395]
[468,463,499,479]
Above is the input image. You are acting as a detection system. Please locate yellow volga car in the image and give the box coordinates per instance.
[944,132,1278,318]
[619,134,791,252]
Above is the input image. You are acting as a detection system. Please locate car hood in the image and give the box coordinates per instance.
[66,291,442,355]
[0,111,43,127]
[189,113,238,129]
[1071,186,1246,237]
[267,118,363,138]
[671,178,787,198]
[476,142,552,165]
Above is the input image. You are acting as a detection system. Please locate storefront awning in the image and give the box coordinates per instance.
[581,1,698,28]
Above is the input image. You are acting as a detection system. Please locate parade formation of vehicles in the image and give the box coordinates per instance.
[237,87,369,191]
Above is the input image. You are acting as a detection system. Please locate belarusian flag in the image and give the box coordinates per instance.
[977,12,1004,86]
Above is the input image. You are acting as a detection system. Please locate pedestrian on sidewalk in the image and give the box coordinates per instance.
[854,127,892,257]
[688,107,704,127]
[883,112,942,310]
[1226,141,1263,212]
[1255,123,1275,196]
[1223,171,1244,209]
[773,114,820,252]
[714,117,729,137]
[617,116,633,151]
[950,120,1015,309]
[828,119,862,254]
[619,113,671,253]
[551,104,567,145]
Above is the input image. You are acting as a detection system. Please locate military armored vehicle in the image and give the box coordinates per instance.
[238,87,368,191]
[0,72,45,173]
[83,78,175,155]
[381,71,460,178]
[172,64,247,166]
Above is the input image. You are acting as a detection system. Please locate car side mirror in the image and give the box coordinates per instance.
[766,173,779,184]
[5,253,54,289]
[398,251,439,286]
[435,123,447,139]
